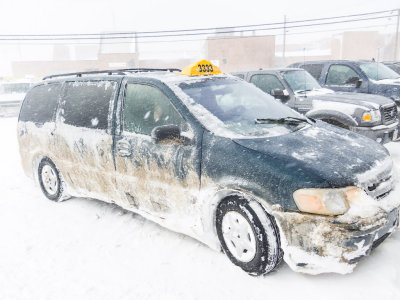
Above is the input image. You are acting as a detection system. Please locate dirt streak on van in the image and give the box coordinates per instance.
[17,61,400,276]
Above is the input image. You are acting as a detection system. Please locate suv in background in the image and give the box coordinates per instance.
[289,60,400,103]
[232,68,398,143]
[382,61,400,75]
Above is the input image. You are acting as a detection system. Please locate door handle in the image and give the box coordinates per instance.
[116,139,132,157]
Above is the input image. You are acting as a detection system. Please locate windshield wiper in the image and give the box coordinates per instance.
[255,117,310,125]
[295,89,313,94]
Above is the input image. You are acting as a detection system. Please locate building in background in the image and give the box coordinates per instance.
[277,31,398,67]
[206,35,275,72]
[9,30,400,78]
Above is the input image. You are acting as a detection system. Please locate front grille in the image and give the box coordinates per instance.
[381,104,397,124]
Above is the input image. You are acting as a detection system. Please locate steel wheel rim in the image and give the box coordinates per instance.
[221,211,257,263]
[41,165,59,196]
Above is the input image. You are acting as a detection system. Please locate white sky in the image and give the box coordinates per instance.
[0,0,399,75]
[0,0,398,34]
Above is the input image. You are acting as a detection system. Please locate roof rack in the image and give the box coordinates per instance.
[42,68,181,80]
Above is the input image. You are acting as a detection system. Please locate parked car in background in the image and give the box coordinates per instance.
[288,60,400,102]
[0,80,35,117]
[17,60,400,275]
[0,81,34,102]
[232,68,398,143]
[382,61,400,75]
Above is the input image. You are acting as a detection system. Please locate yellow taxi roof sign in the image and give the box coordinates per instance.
[180,60,222,76]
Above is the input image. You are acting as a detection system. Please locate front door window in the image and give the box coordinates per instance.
[123,83,184,135]
[326,65,359,86]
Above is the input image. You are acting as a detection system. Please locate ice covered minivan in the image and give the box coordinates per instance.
[18,60,400,275]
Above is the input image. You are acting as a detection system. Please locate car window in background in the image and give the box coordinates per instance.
[250,74,285,94]
[281,70,321,92]
[326,65,359,85]
[123,83,184,135]
[301,64,324,80]
[360,62,400,81]
[63,81,117,130]
[386,64,400,74]
[19,83,61,124]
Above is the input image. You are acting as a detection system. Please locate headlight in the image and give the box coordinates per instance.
[362,109,381,123]
[293,187,351,216]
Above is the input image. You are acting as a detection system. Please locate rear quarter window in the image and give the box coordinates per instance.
[19,83,61,124]
[62,81,117,130]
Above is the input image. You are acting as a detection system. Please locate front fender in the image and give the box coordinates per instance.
[305,109,358,127]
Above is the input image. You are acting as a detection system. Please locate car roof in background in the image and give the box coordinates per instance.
[233,68,304,73]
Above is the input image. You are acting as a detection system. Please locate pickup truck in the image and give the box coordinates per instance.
[232,68,398,143]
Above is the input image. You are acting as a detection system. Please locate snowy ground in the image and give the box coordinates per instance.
[1,116,399,300]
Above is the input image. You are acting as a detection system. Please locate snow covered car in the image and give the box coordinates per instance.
[382,61,400,75]
[289,60,400,127]
[232,68,398,143]
[288,60,400,101]
[18,60,400,275]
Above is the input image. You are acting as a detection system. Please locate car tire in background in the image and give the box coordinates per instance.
[216,196,283,276]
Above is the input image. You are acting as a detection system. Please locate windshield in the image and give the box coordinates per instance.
[281,70,321,92]
[360,62,400,81]
[178,77,306,137]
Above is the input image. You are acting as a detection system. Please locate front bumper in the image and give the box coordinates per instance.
[352,121,398,144]
[272,206,399,275]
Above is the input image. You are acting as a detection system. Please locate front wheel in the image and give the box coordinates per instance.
[38,158,66,202]
[216,197,282,276]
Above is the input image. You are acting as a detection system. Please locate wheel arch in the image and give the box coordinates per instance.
[200,187,277,251]
[305,109,358,127]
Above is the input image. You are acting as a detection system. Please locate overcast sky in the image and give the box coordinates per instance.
[0,0,398,34]
[0,0,399,76]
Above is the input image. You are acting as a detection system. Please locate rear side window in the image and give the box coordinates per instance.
[302,64,324,80]
[19,83,61,124]
[62,81,117,130]
[250,74,284,94]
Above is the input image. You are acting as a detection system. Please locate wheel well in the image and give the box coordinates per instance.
[215,194,283,274]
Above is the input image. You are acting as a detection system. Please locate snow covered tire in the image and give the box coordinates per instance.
[38,158,65,202]
[216,197,282,276]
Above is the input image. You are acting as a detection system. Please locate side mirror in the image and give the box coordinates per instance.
[271,89,290,101]
[151,125,188,146]
[345,76,362,87]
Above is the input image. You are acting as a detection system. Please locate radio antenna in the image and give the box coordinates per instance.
[303,47,307,98]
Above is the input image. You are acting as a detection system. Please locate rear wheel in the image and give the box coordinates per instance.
[38,158,65,201]
[216,197,282,275]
